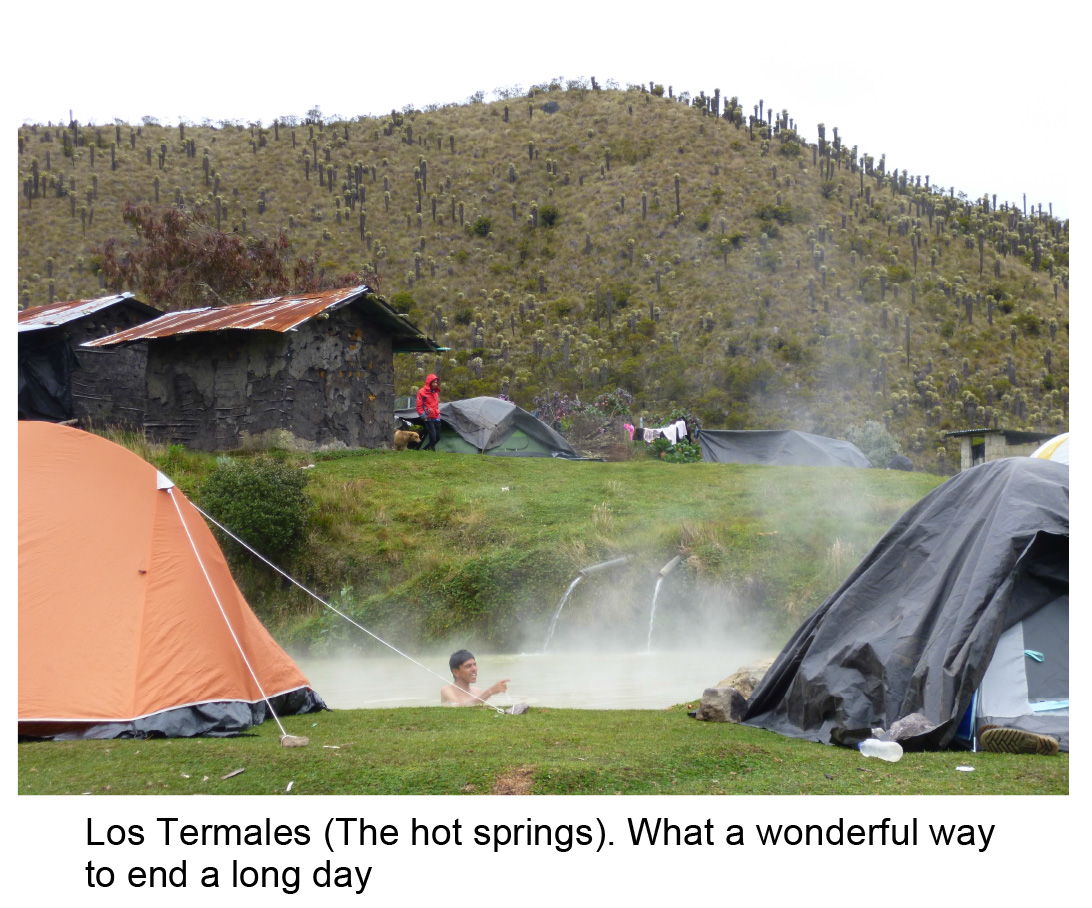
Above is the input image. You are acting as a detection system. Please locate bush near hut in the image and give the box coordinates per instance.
[200,456,310,561]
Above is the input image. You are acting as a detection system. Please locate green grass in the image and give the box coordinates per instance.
[134,444,943,649]
[18,707,1067,796]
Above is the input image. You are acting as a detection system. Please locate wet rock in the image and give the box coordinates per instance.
[715,658,774,699]
[694,687,748,722]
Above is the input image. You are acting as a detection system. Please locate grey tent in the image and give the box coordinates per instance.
[698,429,871,467]
[743,457,1068,750]
[395,396,579,458]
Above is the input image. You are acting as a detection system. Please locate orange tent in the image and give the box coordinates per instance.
[18,421,324,738]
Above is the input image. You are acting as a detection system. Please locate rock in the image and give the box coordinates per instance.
[888,712,937,741]
[694,687,748,723]
[715,658,774,699]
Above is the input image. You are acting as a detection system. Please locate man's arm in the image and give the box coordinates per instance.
[440,681,509,706]
[479,679,509,701]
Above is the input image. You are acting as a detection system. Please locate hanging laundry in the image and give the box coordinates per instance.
[623,423,635,441]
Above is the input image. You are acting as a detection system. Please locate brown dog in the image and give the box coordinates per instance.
[393,429,421,450]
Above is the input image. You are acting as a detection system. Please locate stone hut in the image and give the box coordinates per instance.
[18,292,161,427]
[944,428,1056,471]
[86,285,439,451]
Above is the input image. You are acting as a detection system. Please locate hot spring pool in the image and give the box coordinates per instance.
[294,648,768,710]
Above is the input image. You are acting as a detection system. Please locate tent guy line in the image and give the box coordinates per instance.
[168,487,309,746]
[191,501,508,714]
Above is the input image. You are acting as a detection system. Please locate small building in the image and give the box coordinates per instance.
[944,428,1057,471]
[18,292,161,427]
[85,285,439,451]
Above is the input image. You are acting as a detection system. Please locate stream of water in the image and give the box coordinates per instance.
[540,575,583,652]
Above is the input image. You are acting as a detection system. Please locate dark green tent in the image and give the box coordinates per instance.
[395,396,579,458]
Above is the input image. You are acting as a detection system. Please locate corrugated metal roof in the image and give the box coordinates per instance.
[18,292,158,332]
[944,428,1055,443]
[83,286,366,345]
[83,285,440,352]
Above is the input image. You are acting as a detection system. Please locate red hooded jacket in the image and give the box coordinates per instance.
[416,374,440,419]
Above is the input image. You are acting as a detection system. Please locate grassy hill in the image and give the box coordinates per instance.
[17,80,1069,467]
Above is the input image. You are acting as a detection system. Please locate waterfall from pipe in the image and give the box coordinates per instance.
[645,575,666,652]
[645,555,682,652]
[541,575,583,652]
[542,556,632,652]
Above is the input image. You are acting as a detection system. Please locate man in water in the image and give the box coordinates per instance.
[440,650,509,706]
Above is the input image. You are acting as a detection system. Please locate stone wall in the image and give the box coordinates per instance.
[144,306,395,450]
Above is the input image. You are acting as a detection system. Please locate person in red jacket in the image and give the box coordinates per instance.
[415,373,441,451]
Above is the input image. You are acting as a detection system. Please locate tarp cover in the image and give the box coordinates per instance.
[743,457,1068,750]
[19,422,325,739]
[18,331,79,421]
[396,396,579,457]
[698,429,872,467]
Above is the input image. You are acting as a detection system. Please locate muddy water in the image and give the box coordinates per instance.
[295,647,767,710]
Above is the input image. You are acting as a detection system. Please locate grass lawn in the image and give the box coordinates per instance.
[18,706,1067,796]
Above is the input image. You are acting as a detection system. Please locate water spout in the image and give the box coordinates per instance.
[542,556,632,651]
[578,555,632,577]
[541,575,584,652]
[646,555,682,652]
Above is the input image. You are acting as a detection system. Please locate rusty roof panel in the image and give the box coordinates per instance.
[82,286,368,346]
[18,293,158,332]
[83,285,441,353]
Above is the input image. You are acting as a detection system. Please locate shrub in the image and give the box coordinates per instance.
[539,204,560,227]
[755,202,796,225]
[593,387,635,418]
[469,215,492,237]
[1014,308,1041,336]
[660,440,702,463]
[886,263,912,283]
[200,456,310,560]
[846,421,902,468]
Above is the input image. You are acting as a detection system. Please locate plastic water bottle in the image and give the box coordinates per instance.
[858,738,904,762]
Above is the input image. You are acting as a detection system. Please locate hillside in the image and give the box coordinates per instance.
[17,80,1069,467]
[125,435,943,652]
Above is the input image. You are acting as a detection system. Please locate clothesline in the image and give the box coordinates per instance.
[623,419,689,444]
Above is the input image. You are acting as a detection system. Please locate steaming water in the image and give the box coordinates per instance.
[295,649,763,710]
[540,575,583,652]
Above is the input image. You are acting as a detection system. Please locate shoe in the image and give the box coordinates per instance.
[979,726,1059,756]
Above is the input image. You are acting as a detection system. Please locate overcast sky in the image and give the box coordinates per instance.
[4,0,1081,218]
